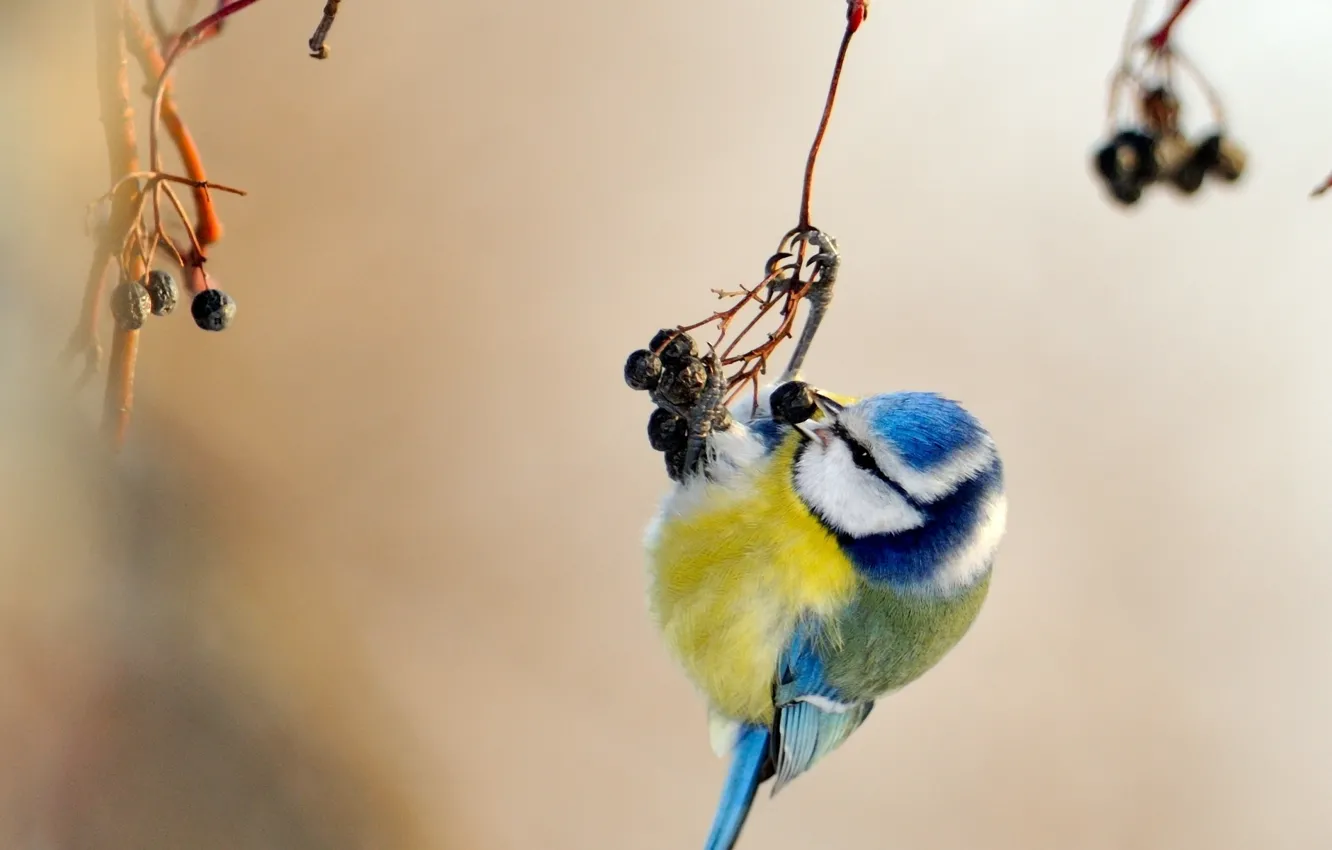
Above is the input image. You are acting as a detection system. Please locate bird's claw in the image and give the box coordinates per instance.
[805,250,840,283]
[765,251,796,279]
[681,350,728,480]
[766,227,840,296]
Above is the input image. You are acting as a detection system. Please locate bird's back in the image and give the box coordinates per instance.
[821,575,992,701]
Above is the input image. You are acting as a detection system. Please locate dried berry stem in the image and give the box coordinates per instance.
[125,5,225,244]
[148,0,266,265]
[1167,46,1226,126]
[150,0,264,168]
[798,0,867,230]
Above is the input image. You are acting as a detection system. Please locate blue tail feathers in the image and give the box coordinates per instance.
[703,724,771,850]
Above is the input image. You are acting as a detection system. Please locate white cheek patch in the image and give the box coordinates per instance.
[921,491,1008,596]
[794,442,925,537]
[837,406,996,503]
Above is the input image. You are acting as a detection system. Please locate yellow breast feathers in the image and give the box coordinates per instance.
[646,434,858,723]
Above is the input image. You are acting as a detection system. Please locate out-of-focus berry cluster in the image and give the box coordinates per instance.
[624,329,732,482]
[1093,85,1245,206]
[108,269,236,333]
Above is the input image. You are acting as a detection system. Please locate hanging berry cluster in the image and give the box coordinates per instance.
[623,0,868,482]
[72,0,345,452]
[1092,0,1246,207]
[627,330,730,481]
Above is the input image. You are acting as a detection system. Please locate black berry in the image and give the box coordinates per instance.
[1171,156,1207,194]
[191,288,236,332]
[650,328,698,364]
[1094,129,1159,206]
[144,269,179,316]
[648,408,688,452]
[1109,181,1143,205]
[1193,134,1222,172]
[770,381,817,426]
[664,446,688,482]
[110,280,151,330]
[657,357,708,406]
[624,349,664,391]
[1197,133,1246,182]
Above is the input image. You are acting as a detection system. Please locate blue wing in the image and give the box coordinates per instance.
[698,621,873,850]
[769,620,875,794]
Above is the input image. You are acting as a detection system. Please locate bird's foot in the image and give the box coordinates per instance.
[766,227,840,297]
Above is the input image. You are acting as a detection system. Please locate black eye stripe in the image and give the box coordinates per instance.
[830,423,921,508]
[834,425,877,471]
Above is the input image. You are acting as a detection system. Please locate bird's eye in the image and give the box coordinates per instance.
[833,424,879,474]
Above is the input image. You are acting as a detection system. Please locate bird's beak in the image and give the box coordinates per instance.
[794,391,841,446]
[793,420,833,447]
[812,392,844,420]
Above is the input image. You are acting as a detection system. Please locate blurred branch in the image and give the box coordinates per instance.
[93,0,145,447]
[1145,0,1195,51]
[308,0,341,59]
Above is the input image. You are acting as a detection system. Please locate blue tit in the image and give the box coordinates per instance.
[644,382,1007,850]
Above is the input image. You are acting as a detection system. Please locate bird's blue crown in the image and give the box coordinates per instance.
[857,391,987,471]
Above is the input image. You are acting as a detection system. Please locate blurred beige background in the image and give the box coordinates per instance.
[6,0,1332,848]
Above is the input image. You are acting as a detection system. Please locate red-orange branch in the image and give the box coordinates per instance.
[124,6,222,247]
[798,1,867,229]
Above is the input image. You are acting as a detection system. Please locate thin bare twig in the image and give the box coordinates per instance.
[669,0,866,407]
[799,0,867,230]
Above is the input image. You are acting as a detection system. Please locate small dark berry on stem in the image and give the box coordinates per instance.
[658,358,709,407]
[1192,134,1222,171]
[145,269,179,316]
[1171,156,1207,194]
[1094,129,1158,206]
[648,408,688,453]
[650,328,698,364]
[191,288,236,332]
[771,381,818,425]
[110,279,151,330]
[1211,135,1247,182]
[624,349,664,391]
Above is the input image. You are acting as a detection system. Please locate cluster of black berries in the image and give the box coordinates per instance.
[624,329,731,482]
[108,270,236,332]
[1093,86,1246,206]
